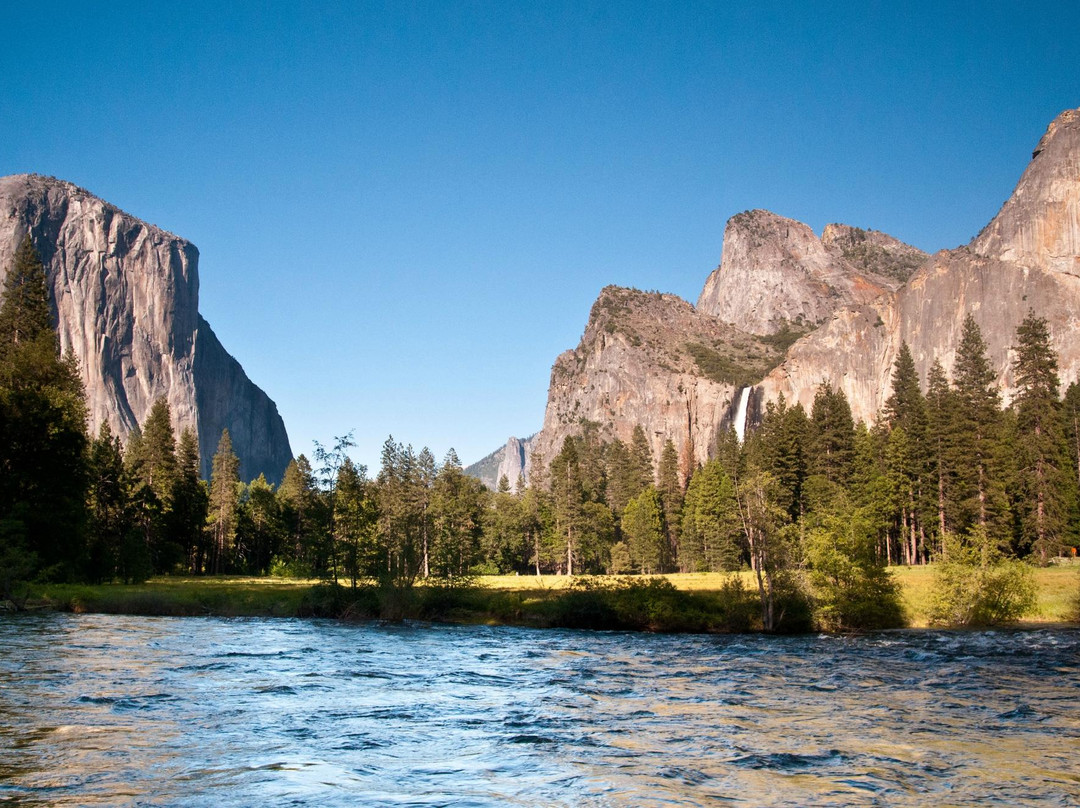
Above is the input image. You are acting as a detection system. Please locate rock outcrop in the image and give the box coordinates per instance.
[525,286,778,479]
[465,435,535,491]
[764,107,1080,420]
[0,174,292,482]
[695,210,919,336]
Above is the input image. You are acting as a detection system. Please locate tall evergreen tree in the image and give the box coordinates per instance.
[621,487,666,573]
[925,359,954,546]
[237,474,283,575]
[629,425,654,492]
[809,381,855,489]
[277,454,318,574]
[1012,312,1066,562]
[0,237,88,585]
[657,439,684,566]
[883,343,929,564]
[207,429,240,574]
[334,458,377,587]
[679,459,742,572]
[430,448,483,580]
[171,428,208,573]
[85,422,136,582]
[951,315,1002,534]
[549,437,585,575]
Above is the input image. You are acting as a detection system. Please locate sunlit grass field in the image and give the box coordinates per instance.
[25,563,1079,628]
[480,564,1080,627]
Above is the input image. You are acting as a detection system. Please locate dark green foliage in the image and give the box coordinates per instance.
[170,428,208,573]
[85,423,140,582]
[950,315,1003,535]
[0,238,88,587]
[207,429,240,574]
[685,342,757,387]
[809,382,855,487]
[333,458,378,587]
[679,459,742,572]
[1011,312,1067,562]
[430,449,485,582]
[0,238,52,366]
[622,487,666,573]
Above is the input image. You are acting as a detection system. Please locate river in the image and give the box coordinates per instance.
[1,615,1078,806]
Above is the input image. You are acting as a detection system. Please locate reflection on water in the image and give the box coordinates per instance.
[1,615,1078,806]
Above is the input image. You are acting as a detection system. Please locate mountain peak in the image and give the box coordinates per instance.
[696,209,912,336]
[972,107,1080,275]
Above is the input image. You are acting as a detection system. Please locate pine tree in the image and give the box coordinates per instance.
[0,238,52,364]
[430,448,482,580]
[629,425,654,491]
[415,446,436,578]
[883,344,929,564]
[334,458,377,587]
[679,460,742,572]
[0,237,88,586]
[278,454,318,575]
[1062,383,1080,550]
[237,474,283,575]
[622,487,666,573]
[657,439,683,566]
[207,429,240,574]
[549,437,585,575]
[85,422,135,582]
[170,428,208,573]
[925,359,954,547]
[951,315,1001,534]
[1012,312,1066,562]
[809,382,855,488]
[604,439,637,517]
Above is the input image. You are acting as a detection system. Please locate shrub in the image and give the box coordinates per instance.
[805,512,906,632]
[928,530,1037,627]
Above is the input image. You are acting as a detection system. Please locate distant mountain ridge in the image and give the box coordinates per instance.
[469,107,1080,489]
[0,174,293,482]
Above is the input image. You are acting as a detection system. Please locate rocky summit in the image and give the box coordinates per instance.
[0,175,292,482]
[470,107,1080,489]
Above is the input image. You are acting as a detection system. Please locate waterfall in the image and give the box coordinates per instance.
[734,386,750,443]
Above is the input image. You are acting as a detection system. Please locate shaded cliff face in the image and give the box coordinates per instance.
[695,210,919,336]
[765,107,1080,421]
[465,434,535,491]
[529,286,778,477]
[0,174,292,482]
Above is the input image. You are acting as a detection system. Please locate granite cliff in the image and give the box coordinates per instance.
[0,174,292,482]
[472,108,1080,488]
[763,107,1080,420]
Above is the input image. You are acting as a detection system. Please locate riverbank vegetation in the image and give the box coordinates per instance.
[22,565,1078,630]
[3,238,1080,632]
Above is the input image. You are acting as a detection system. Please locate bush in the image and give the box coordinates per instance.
[805,514,906,632]
[928,530,1037,627]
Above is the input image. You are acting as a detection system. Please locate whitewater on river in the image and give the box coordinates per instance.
[1,615,1077,806]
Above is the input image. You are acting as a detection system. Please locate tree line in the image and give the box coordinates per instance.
[1,237,1074,626]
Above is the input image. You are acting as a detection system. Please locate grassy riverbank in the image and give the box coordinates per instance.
[20,564,1080,632]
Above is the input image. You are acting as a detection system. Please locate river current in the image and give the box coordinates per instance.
[0,615,1078,806]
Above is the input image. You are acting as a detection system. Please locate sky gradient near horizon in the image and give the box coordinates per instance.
[2,1,1078,474]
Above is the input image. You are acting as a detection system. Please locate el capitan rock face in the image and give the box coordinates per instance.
[475,108,1080,486]
[0,174,292,482]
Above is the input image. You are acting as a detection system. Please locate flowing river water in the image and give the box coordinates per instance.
[1,615,1078,806]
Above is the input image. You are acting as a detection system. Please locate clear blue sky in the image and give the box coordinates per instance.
[2,1,1077,473]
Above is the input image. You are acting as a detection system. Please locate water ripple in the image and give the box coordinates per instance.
[0,615,1078,806]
